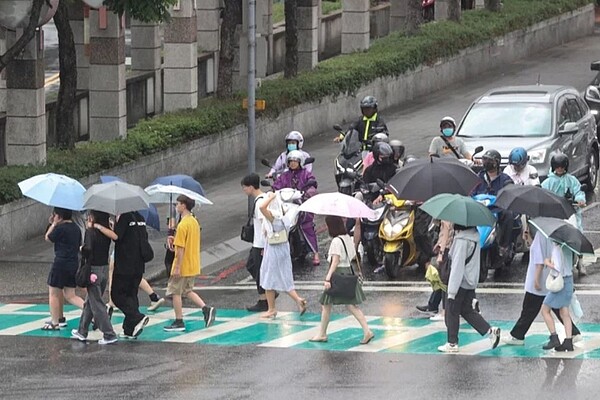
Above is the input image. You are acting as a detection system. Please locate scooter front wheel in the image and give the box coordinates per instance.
[384,251,401,280]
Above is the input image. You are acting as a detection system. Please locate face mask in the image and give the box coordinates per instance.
[441,128,454,137]
[483,160,496,172]
[287,143,297,152]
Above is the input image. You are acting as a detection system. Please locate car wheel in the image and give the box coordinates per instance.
[584,149,599,191]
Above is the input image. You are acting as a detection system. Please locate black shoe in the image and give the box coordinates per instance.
[543,334,560,350]
[163,320,186,332]
[247,300,268,312]
[203,306,216,328]
[555,338,574,352]
[416,305,436,314]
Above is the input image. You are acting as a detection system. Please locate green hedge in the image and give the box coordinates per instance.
[0,0,592,205]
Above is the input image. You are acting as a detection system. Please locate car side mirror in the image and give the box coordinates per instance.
[585,86,600,104]
[559,122,578,135]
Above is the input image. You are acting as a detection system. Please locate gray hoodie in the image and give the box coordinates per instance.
[447,228,481,300]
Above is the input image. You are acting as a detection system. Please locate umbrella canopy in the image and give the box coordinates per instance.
[420,193,495,227]
[99,176,160,230]
[144,184,213,205]
[298,192,376,218]
[83,181,151,215]
[529,217,594,255]
[495,185,575,219]
[18,173,85,211]
[151,174,205,196]
[386,157,481,202]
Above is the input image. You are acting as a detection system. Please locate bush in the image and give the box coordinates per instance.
[0,0,592,205]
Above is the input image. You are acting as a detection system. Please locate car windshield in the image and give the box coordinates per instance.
[458,103,552,137]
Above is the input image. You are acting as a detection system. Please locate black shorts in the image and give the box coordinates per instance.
[47,266,77,289]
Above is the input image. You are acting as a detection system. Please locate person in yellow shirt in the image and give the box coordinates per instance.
[163,195,216,332]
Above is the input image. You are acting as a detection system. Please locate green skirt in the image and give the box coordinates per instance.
[319,267,366,305]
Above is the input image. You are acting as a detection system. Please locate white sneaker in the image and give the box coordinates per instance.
[147,297,165,312]
[472,298,481,314]
[573,334,583,343]
[489,327,501,349]
[133,316,149,338]
[503,335,524,346]
[70,329,86,342]
[437,342,459,353]
[430,313,444,321]
[98,337,118,345]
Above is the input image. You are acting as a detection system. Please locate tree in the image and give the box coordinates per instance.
[484,0,502,12]
[102,0,177,21]
[284,0,298,78]
[405,0,424,36]
[448,0,461,21]
[217,0,242,98]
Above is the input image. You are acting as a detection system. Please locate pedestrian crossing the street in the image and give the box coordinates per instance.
[2,302,600,359]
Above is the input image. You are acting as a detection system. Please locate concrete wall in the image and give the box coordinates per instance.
[0,4,594,253]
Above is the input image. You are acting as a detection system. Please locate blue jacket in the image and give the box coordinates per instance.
[471,171,514,196]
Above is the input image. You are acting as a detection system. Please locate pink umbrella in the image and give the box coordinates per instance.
[298,192,375,219]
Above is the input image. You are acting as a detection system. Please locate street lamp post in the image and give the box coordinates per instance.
[247,0,256,217]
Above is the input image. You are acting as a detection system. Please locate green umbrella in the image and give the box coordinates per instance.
[419,193,495,227]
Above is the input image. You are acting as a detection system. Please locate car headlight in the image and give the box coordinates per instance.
[529,149,546,164]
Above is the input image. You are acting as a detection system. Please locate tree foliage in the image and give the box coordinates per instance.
[102,0,179,22]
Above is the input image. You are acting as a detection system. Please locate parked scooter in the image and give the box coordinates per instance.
[333,124,364,196]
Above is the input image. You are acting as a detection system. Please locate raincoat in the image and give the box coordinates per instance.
[272,167,319,253]
[541,172,584,230]
[268,150,312,176]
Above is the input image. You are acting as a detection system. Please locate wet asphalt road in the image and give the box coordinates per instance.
[3,31,600,400]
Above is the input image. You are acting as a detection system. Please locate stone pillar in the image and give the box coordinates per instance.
[390,0,408,32]
[88,8,126,141]
[163,0,198,112]
[5,29,46,165]
[197,0,220,52]
[435,0,449,21]
[68,2,89,90]
[297,0,319,71]
[237,0,272,89]
[131,19,162,114]
[0,27,7,113]
[341,0,370,54]
[474,0,485,9]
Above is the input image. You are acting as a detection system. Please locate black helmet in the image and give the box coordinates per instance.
[360,95,378,109]
[550,153,569,172]
[372,142,393,163]
[482,149,501,171]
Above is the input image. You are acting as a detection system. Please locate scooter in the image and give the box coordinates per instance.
[422,0,435,21]
[333,124,364,196]
[357,182,388,268]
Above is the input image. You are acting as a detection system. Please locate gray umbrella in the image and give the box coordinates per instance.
[83,181,151,215]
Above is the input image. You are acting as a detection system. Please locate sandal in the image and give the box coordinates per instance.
[298,299,308,316]
[41,322,60,331]
[360,332,375,345]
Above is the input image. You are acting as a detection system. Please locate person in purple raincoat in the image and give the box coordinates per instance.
[272,150,321,266]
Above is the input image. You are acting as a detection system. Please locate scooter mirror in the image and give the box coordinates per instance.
[304,157,315,165]
[333,124,343,132]
[473,146,484,156]
[261,159,271,168]
[260,180,272,187]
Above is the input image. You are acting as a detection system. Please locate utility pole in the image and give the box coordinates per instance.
[247,0,257,217]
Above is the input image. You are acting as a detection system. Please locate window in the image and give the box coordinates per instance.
[557,101,570,128]
[567,98,583,122]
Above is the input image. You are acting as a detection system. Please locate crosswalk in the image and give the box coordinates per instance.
[2,303,600,359]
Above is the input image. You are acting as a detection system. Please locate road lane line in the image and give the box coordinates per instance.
[0,310,80,335]
[0,304,37,313]
[348,326,442,353]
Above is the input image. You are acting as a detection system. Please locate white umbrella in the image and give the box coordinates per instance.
[83,181,151,215]
[298,192,375,218]
[144,184,213,205]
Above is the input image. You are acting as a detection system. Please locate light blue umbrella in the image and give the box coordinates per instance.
[18,173,85,211]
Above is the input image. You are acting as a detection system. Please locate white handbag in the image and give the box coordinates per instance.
[545,273,564,293]
[268,229,288,245]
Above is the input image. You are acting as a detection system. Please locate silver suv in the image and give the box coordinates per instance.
[457,85,599,189]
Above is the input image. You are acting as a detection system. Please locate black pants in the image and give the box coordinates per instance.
[428,289,445,312]
[510,291,581,340]
[445,288,491,345]
[246,247,265,295]
[497,210,515,249]
[111,274,144,336]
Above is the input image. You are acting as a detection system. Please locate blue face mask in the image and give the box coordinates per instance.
[287,143,298,152]
[442,128,454,137]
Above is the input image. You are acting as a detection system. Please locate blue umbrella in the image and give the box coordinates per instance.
[18,173,85,211]
[151,174,205,196]
[99,176,160,231]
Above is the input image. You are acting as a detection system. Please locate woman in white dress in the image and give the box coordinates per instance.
[259,192,307,319]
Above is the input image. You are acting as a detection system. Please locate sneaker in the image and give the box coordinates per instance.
[437,342,459,353]
[163,320,186,332]
[58,317,67,327]
[133,316,149,338]
[98,337,118,345]
[430,313,444,321]
[416,305,437,315]
[203,306,216,328]
[573,334,583,343]
[246,300,268,312]
[147,297,165,312]
[503,335,524,346]
[70,329,87,342]
[472,299,481,314]
[118,333,136,340]
[489,327,501,349]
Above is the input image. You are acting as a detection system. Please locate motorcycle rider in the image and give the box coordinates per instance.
[471,149,515,258]
[334,96,389,150]
[362,142,397,204]
[362,133,390,173]
[541,153,586,275]
[272,150,321,266]
[390,139,406,167]
[503,147,540,186]
[429,116,472,160]
[267,131,312,178]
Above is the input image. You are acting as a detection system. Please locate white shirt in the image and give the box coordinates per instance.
[328,235,356,268]
[252,194,266,248]
[525,233,552,296]
[503,164,540,186]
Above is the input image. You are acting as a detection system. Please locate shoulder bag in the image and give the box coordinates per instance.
[546,272,564,293]
[440,136,462,159]
[440,242,476,285]
[326,237,359,299]
[76,229,94,288]
[241,195,263,243]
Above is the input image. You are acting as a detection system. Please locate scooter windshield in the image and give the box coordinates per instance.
[342,129,362,158]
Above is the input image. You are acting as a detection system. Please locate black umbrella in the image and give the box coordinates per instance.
[386,157,481,202]
[495,185,575,219]
[529,217,594,255]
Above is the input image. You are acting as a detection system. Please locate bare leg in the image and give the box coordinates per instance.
[57,290,65,319]
[312,304,332,340]
[287,289,307,312]
[139,278,153,296]
[541,304,556,334]
[107,259,115,307]
[346,304,372,337]
[186,291,206,309]
[560,307,572,338]
[63,287,84,309]
[172,294,183,320]
[262,290,277,317]
[48,287,62,324]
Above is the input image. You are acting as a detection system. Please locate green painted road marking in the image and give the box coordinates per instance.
[0,314,45,331]
[198,321,311,346]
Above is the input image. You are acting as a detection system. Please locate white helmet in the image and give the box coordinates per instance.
[372,133,389,144]
[440,116,456,128]
[285,131,304,149]
[286,150,304,166]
